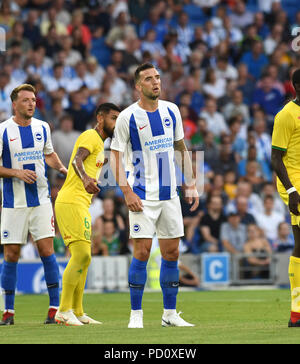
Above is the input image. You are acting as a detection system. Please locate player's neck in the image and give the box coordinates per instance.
[138,97,159,112]
[12,115,31,127]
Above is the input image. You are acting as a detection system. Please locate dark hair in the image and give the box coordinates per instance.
[95,102,121,116]
[134,62,155,84]
[292,68,300,87]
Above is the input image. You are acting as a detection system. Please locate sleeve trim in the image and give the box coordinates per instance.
[272,145,287,152]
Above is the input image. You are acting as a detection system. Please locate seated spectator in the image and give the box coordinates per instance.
[141,28,166,62]
[234,195,256,225]
[202,68,227,99]
[229,0,254,30]
[64,90,92,131]
[99,220,127,256]
[243,223,272,279]
[240,40,268,81]
[240,160,266,194]
[223,89,250,126]
[210,136,238,176]
[179,104,197,147]
[220,211,248,254]
[223,170,238,201]
[238,144,272,183]
[198,194,227,253]
[226,180,264,216]
[236,63,255,105]
[273,222,294,253]
[256,195,286,245]
[260,181,287,217]
[200,97,229,138]
[215,56,238,81]
[252,75,284,124]
[52,114,81,169]
[67,8,92,47]
[252,111,272,162]
[106,10,137,50]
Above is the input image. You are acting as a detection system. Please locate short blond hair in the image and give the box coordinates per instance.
[10,84,36,102]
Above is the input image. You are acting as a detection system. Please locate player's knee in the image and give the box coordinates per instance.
[4,246,20,263]
[135,248,150,262]
[162,248,179,261]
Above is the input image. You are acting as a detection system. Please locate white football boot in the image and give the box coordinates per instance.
[128,309,143,328]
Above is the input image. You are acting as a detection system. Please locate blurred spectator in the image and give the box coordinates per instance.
[202,68,226,99]
[223,170,237,201]
[252,75,284,123]
[240,40,268,81]
[67,9,92,47]
[106,10,137,49]
[200,97,228,138]
[243,223,272,279]
[52,114,81,169]
[220,211,247,254]
[23,9,42,47]
[65,90,92,131]
[223,89,250,125]
[198,194,227,253]
[234,195,256,225]
[255,195,286,245]
[273,222,294,253]
[40,6,68,37]
[229,0,254,30]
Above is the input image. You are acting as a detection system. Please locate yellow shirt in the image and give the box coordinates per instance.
[272,101,300,177]
[56,129,104,207]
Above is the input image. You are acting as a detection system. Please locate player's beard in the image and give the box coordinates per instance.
[20,109,34,119]
[104,125,114,138]
[143,88,160,100]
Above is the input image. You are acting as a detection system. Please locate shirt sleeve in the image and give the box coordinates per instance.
[110,112,130,152]
[43,122,54,155]
[272,109,295,151]
[77,130,98,155]
[173,104,184,141]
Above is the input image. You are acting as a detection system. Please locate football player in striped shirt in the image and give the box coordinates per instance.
[110,63,199,328]
[0,84,67,325]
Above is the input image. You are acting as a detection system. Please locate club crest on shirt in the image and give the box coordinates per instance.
[34,131,43,142]
[163,117,171,128]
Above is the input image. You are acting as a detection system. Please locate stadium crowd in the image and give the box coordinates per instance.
[0,0,299,263]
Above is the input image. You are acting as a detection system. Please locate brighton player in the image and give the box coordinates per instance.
[54,103,120,326]
[0,84,67,325]
[110,63,199,328]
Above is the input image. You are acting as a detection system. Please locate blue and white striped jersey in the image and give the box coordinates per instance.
[0,117,54,208]
[110,100,184,201]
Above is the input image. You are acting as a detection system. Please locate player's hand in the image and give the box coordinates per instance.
[183,183,199,212]
[289,191,300,216]
[83,175,100,194]
[59,166,68,176]
[124,189,143,212]
[15,169,37,184]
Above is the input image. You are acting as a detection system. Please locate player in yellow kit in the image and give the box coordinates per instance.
[271,69,300,327]
[54,103,120,326]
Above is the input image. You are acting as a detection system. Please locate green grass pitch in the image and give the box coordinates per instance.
[0,289,298,344]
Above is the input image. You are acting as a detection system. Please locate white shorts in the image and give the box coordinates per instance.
[129,196,184,239]
[1,203,55,245]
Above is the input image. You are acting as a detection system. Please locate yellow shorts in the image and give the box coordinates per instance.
[277,176,300,226]
[55,202,92,246]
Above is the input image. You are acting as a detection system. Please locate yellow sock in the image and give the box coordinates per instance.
[72,266,89,317]
[59,241,91,313]
[289,256,300,313]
